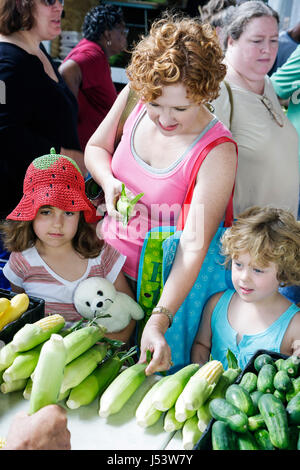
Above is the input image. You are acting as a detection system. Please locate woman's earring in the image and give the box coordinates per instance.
[107,40,112,47]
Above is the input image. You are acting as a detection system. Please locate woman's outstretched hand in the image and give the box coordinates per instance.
[139,315,172,375]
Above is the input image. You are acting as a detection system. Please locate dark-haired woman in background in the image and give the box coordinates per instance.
[59,3,128,151]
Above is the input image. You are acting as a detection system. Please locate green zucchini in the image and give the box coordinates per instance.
[209,398,248,433]
[248,413,266,432]
[239,372,258,393]
[211,420,238,450]
[253,429,275,450]
[225,384,255,416]
[250,390,264,414]
[254,353,274,372]
[237,430,260,450]
[282,356,300,378]
[286,392,300,425]
[273,370,293,393]
[258,393,290,449]
[257,364,276,393]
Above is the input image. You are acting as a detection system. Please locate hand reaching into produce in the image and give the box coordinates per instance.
[5,405,71,450]
[139,315,172,375]
[291,340,300,358]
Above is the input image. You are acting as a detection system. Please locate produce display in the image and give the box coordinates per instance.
[1,316,300,451]
[208,352,300,450]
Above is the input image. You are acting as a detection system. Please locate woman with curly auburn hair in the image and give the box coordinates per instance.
[192,206,300,369]
[126,17,226,105]
[85,13,238,374]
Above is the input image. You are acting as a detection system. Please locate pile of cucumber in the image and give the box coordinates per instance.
[209,352,300,450]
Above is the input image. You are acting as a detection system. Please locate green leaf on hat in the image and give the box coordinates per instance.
[32,148,82,175]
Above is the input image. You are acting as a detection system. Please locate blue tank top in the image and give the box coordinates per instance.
[211,289,300,369]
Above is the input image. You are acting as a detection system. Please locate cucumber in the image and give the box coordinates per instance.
[287,426,299,450]
[248,413,266,432]
[237,430,260,450]
[286,376,300,401]
[254,353,274,372]
[257,364,276,393]
[286,392,300,425]
[211,420,238,450]
[273,370,293,393]
[225,384,255,416]
[282,356,300,378]
[209,398,248,433]
[250,390,264,414]
[239,372,258,393]
[273,389,286,404]
[258,393,290,449]
[274,358,285,371]
[253,429,275,450]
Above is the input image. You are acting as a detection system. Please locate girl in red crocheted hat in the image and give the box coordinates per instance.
[0,149,137,344]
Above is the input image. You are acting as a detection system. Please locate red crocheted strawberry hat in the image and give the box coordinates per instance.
[7,148,100,223]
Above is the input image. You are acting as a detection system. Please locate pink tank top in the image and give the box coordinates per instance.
[101,101,233,279]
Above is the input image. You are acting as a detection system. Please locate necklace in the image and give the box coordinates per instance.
[225,63,284,127]
[260,94,284,127]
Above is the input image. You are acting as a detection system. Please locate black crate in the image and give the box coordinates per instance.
[0,288,45,345]
[194,349,289,450]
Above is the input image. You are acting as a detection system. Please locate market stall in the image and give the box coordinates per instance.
[0,375,177,451]
[0,295,299,452]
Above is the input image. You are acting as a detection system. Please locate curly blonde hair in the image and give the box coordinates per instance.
[126,12,226,105]
[221,206,300,287]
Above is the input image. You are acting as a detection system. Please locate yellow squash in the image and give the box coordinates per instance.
[0,298,11,315]
[0,293,30,331]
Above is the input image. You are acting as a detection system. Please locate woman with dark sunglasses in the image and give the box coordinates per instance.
[0,0,84,221]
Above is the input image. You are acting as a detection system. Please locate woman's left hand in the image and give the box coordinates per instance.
[139,315,172,375]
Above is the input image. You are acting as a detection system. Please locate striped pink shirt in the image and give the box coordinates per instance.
[3,243,125,322]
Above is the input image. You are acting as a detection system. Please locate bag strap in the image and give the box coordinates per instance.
[176,136,238,231]
[114,88,139,150]
[224,80,234,129]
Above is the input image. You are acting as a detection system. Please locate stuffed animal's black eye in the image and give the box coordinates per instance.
[86,301,90,306]
[97,290,103,296]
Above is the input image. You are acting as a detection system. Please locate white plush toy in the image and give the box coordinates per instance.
[73,277,144,332]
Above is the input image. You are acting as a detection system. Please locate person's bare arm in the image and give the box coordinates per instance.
[59,59,82,98]
[191,292,223,365]
[84,84,131,216]
[9,283,25,294]
[281,310,300,357]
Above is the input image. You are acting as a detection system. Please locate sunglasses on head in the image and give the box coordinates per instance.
[42,0,64,6]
